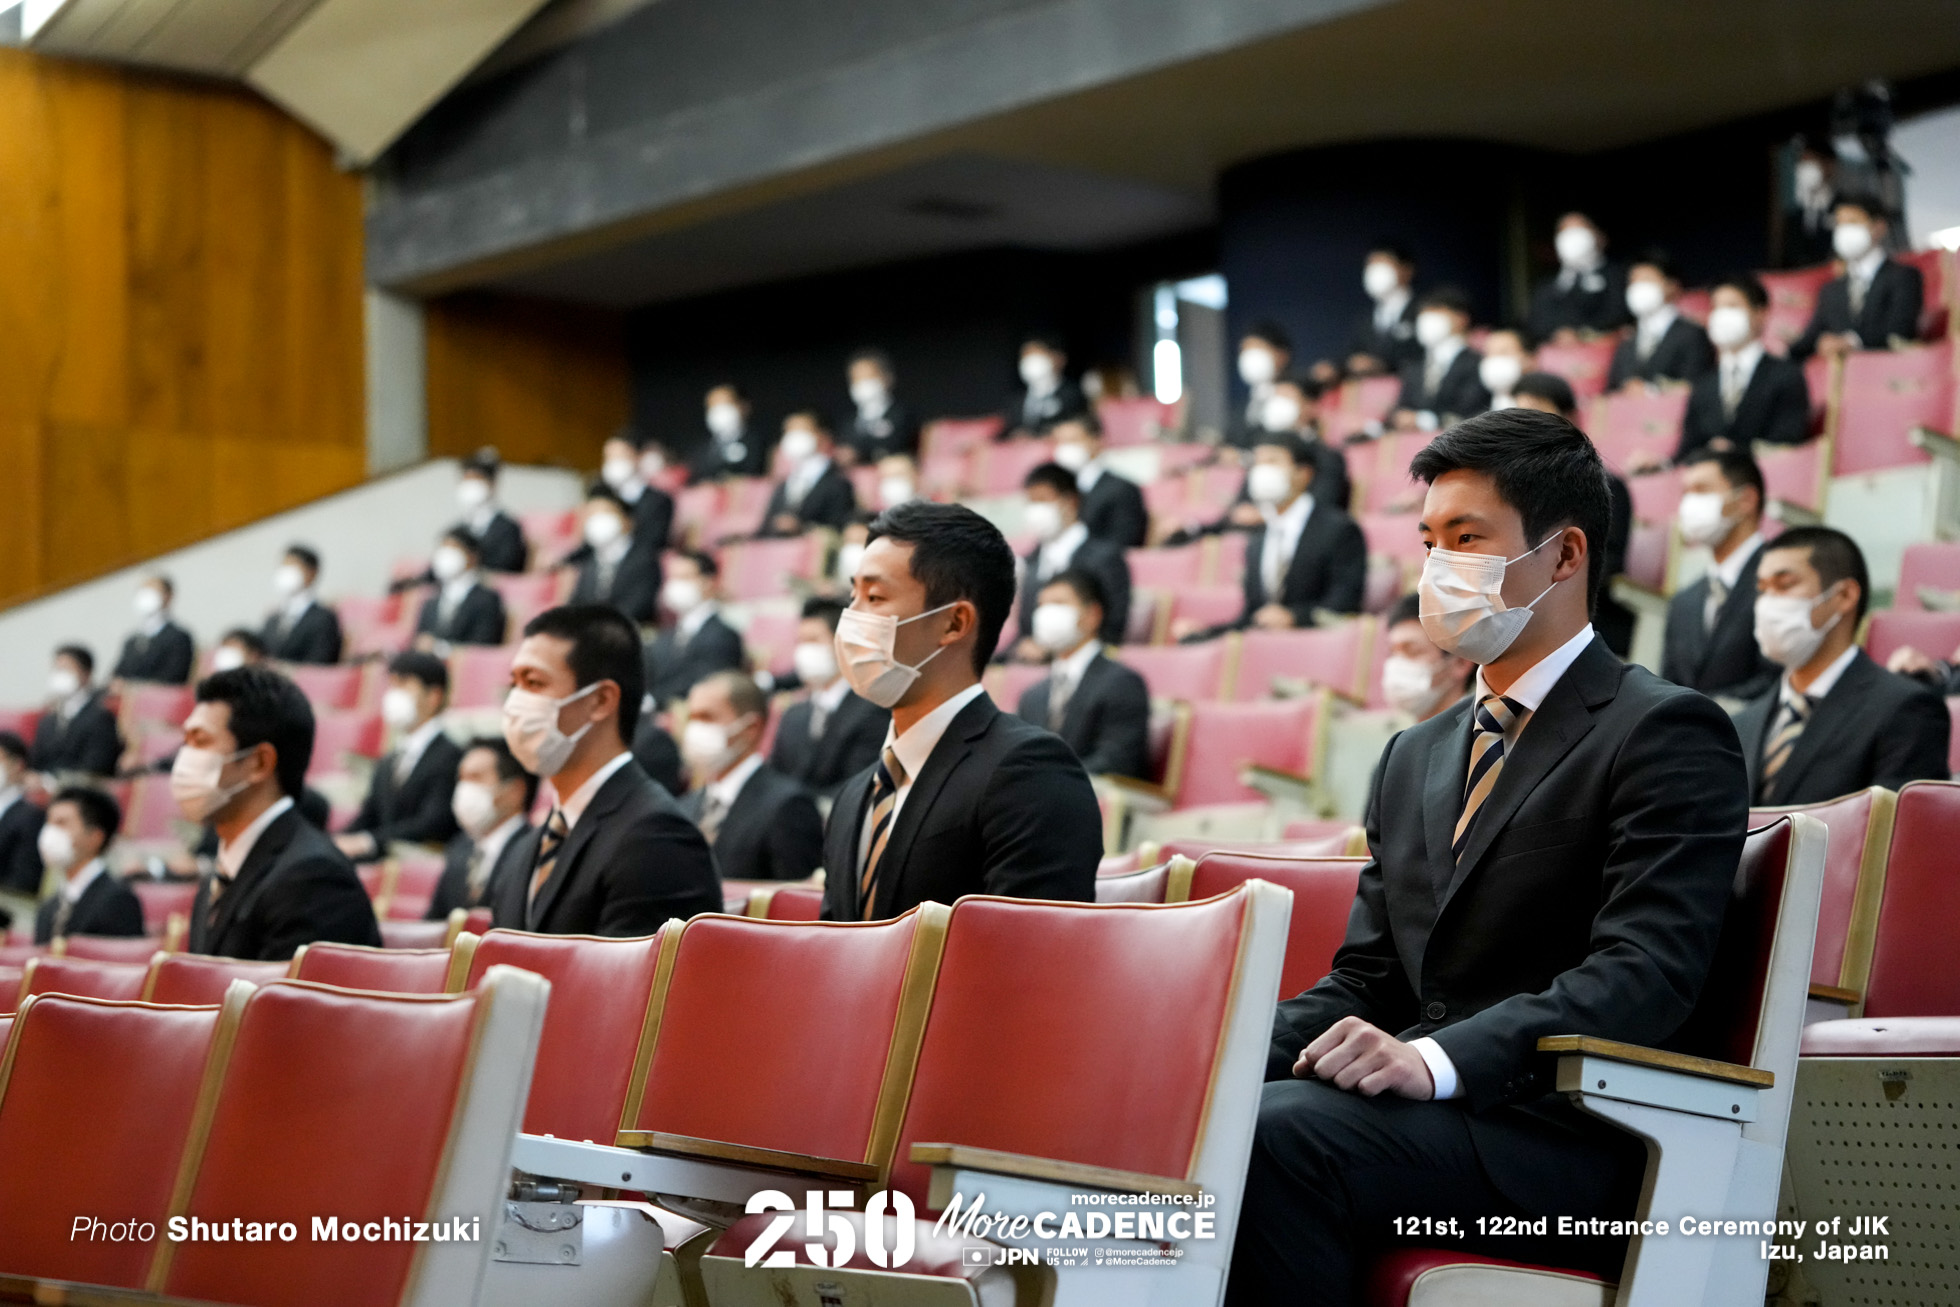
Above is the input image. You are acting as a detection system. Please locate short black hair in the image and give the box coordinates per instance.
[1682,447,1766,511]
[1024,462,1082,500]
[149,575,175,601]
[463,735,538,810]
[848,346,894,374]
[1252,430,1320,471]
[585,485,630,512]
[1388,592,1422,628]
[1419,285,1471,316]
[195,666,315,799]
[1831,188,1885,218]
[801,595,848,630]
[1275,369,1329,401]
[866,501,1018,673]
[1764,526,1871,622]
[1368,241,1415,266]
[1243,319,1293,352]
[785,409,834,438]
[673,548,718,579]
[440,527,480,556]
[522,605,647,737]
[285,544,321,575]
[53,644,94,679]
[1022,334,1066,355]
[462,447,502,479]
[1514,372,1578,418]
[1713,272,1769,311]
[1052,411,1103,437]
[387,650,450,694]
[0,731,27,766]
[1043,566,1109,615]
[51,785,120,849]
[1409,407,1614,609]
[219,628,267,658]
[1629,249,1679,282]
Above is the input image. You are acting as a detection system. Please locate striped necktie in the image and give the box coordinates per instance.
[857,748,908,920]
[528,807,570,906]
[1453,694,1521,860]
[1759,693,1812,800]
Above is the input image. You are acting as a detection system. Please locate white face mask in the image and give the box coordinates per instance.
[779,428,820,464]
[1478,354,1523,396]
[1555,224,1598,269]
[878,476,917,510]
[662,578,704,614]
[1019,352,1056,387]
[431,544,470,583]
[602,456,637,490]
[456,477,493,510]
[1260,393,1302,433]
[1832,222,1874,262]
[1676,491,1734,548]
[1238,347,1278,386]
[1415,310,1456,349]
[793,640,838,686]
[502,681,600,779]
[273,563,307,598]
[707,402,744,439]
[48,669,81,699]
[1032,602,1085,653]
[1625,278,1667,318]
[682,715,754,775]
[1052,440,1092,472]
[584,510,625,549]
[451,781,502,840]
[1707,305,1754,350]
[1246,462,1295,507]
[1363,260,1401,301]
[171,745,254,822]
[1418,534,1561,665]
[381,686,422,730]
[850,377,888,410]
[1024,500,1066,543]
[1381,654,1452,719]
[1754,590,1840,670]
[833,602,956,710]
[211,645,248,673]
[836,541,867,582]
[134,586,165,618]
[38,823,77,873]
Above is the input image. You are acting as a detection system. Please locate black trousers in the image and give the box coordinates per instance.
[1225,1077,1643,1307]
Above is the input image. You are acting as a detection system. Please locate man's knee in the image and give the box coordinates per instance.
[1254,1074,1379,1172]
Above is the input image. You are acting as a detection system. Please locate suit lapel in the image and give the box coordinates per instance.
[530,766,634,929]
[875,695,992,916]
[1422,699,1473,904]
[1766,653,1872,803]
[208,810,301,945]
[831,766,877,916]
[1060,656,1107,735]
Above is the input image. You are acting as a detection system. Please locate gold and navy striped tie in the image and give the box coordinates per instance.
[1453,694,1521,860]
[528,807,570,906]
[857,748,907,920]
[1758,694,1811,800]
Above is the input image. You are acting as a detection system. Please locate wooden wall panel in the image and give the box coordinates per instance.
[0,49,368,610]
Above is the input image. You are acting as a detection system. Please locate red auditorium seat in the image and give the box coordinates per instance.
[1093,860,1172,902]
[1359,510,1427,568]
[1116,637,1236,701]
[1125,587,1163,642]
[1898,246,1952,339]
[337,594,411,658]
[743,882,825,919]
[1127,543,1206,588]
[290,941,463,993]
[0,708,42,742]
[281,662,364,710]
[1097,396,1172,445]
[720,478,777,539]
[1621,519,1669,591]
[1142,473,1188,524]
[1851,780,1960,1019]
[975,438,1057,496]
[1751,787,1895,1017]
[130,880,198,936]
[1169,693,1325,810]
[671,484,723,549]
[1189,464,1247,520]
[1896,540,1960,608]
[117,681,193,734]
[1830,340,1955,476]
[917,447,969,499]
[1361,431,1435,513]
[144,953,290,1005]
[0,992,229,1287]
[1234,620,1374,702]
[1535,338,1617,401]
[720,535,823,602]
[1755,440,1827,512]
[919,415,1002,457]
[379,918,451,949]
[1950,698,1960,775]
[1623,466,1683,524]
[1166,583,1245,633]
[309,708,384,773]
[382,851,447,921]
[1180,850,1365,998]
[58,935,164,965]
[20,956,149,1002]
[1209,527,1249,585]
[982,660,1049,713]
[1283,815,1368,847]
[0,966,20,1016]
[739,606,801,677]
[490,570,562,631]
[1587,387,1690,473]
[1863,608,1960,669]
[447,643,516,708]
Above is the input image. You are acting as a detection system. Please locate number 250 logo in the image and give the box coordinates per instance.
[743,1189,917,1268]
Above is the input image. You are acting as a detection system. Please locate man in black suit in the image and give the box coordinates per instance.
[998,337,1089,440]
[1393,288,1490,430]
[1016,569,1150,780]
[31,645,122,780]
[427,736,535,920]
[333,652,462,863]
[820,502,1101,920]
[1791,194,1924,362]
[1228,320,1295,451]
[644,550,746,708]
[1608,253,1715,390]
[690,383,769,482]
[1738,527,1949,806]
[679,671,823,882]
[1228,408,1751,1305]
[414,530,509,653]
[261,544,343,665]
[769,597,888,800]
[1050,415,1148,549]
[112,575,196,685]
[759,411,857,537]
[568,489,661,624]
[180,666,381,960]
[1661,449,1778,702]
[843,348,920,464]
[0,733,45,901]
[452,450,529,573]
[1676,274,1812,462]
[1527,211,1631,343]
[1009,463,1131,658]
[32,787,144,944]
[600,431,677,552]
[1346,244,1422,377]
[491,604,721,934]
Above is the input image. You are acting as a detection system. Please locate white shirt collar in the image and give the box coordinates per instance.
[1037,521,1089,574]
[706,750,766,809]
[0,785,19,819]
[60,688,92,719]
[475,812,526,872]
[61,857,109,904]
[811,675,853,712]
[1375,286,1411,327]
[285,590,316,621]
[1637,304,1679,341]
[140,612,170,638]
[883,682,988,785]
[618,479,646,504]
[1053,638,1103,685]
[1428,336,1466,370]
[397,717,446,774]
[1721,339,1765,380]
[678,601,719,639]
[597,534,634,566]
[442,571,480,605]
[467,503,498,534]
[1849,247,1886,284]
[1264,491,1315,539]
[553,750,635,829]
[217,795,296,881]
[1784,643,1860,706]
[1712,530,1765,589]
[1474,623,1596,716]
[1075,458,1106,491]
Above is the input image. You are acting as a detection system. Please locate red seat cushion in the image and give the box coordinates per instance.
[1367,1247,1607,1307]
[291,944,452,994]
[145,955,290,1006]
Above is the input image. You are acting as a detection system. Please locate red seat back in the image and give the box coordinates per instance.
[1897,542,1960,609]
[919,416,1002,459]
[720,536,823,602]
[1756,441,1828,513]
[1186,852,1366,997]
[1864,609,1960,670]
[310,709,384,773]
[753,884,825,920]
[379,917,449,950]
[1865,781,1960,1017]
[1588,388,1690,473]
[1750,788,1890,994]
[1361,432,1435,513]
[21,956,149,1002]
[740,607,801,678]
[1117,640,1233,701]
[983,661,1050,714]
[145,954,291,1006]
[1535,338,1618,402]
[282,663,363,711]
[1831,341,1956,476]
[490,572,561,628]
[124,776,185,842]
[464,929,664,1141]
[1673,819,1797,1068]
[1359,511,1427,567]
[0,995,226,1286]
[384,853,447,922]
[448,645,517,709]
[975,440,1056,496]
[1128,544,1207,589]
[1097,397,1172,446]
[1168,584,1245,633]
[0,966,19,1016]
[1095,862,1171,903]
[1623,466,1685,525]
[1623,520,1670,591]
[119,683,194,734]
[291,943,456,994]
[1172,696,1322,809]
[1234,622,1372,702]
[59,935,164,965]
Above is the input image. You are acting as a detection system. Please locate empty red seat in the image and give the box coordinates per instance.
[282,662,364,711]
[1898,246,1952,339]
[982,660,1049,714]
[290,942,459,994]
[974,439,1057,496]
[59,935,164,965]
[0,708,40,743]
[0,965,20,1015]
[1831,340,1956,476]
[1896,541,1960,609]
[1183,850,1366,997]
[447,643,516,709]
[1127,543,1207,588]
[1750,787,1894,1008]
[1587,387,1690,473]
[670,485,723,549]
[1623,466,1684,525]
[1361,431,1435,513]
[919,415,1002,458]
[1622,519,1669,591]
[720,535,823,602]
[1092,861,1173,903]
[917,448,970,499]
[1170,694,1324,809]
[1167,583,1245,634]
[1097,397,1173,445]
[1359,511,1427,567]
[1116,638,1235,701]
[310,708,384,773]
[117,682,194,734]
[145,953,291,1005]
[379,917,450,949]
[490,571,562,628]
[1756,440,1827,512]
[1858,780,1960,1018]
[20,956,148,1002]
[1234,621,1373,702]
[1864,608,1960,669]
[744,883,825,920]
[1535,338,1618,401]
[739,606,801,677]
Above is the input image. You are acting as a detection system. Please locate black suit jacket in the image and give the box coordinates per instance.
[1527,263,1632,341]
[1660,543,1777,700]
[821,692,1100,920]
[490,758,722,935]
[1791,260,1925,359]
[571,544,662,625]
[626,485,676,552]
[188,807,381,960]
[1396,349,1491,423]
[645,612,746,708]
[631,720,687,797]
[1016,536,1131,647]
[845,401,920,463]
[0,797,45,894]
[1269,637,1749,1210]
[415,583,508,648]
[683,761,824,883]
[1079,470,1148,550]
[425,821,533,920]
[463,511,529,574]
[759,463,856,536]
[1607,316,1715,389]
[262,602,343,665]
[1346,298,1421,372]
[29,695,122,777]
[1234,504,1367,629]
[769,691,888,800]
[688,429,770,482]
[1016,650,1150,780]
[35,868,145,943]
[1677,353,1812,460]
[113,622,195,685]
[999,379,1090,438]
[345,732,462,854]
[1737,651,1951,805]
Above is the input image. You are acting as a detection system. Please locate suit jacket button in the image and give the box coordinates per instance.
[1424,1001,1447,1021]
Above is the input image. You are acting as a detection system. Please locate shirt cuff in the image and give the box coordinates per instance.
[1409,1036,1461,1100]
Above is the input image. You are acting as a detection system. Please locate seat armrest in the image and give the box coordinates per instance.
[1540,1036,1768,1123]
[1536,1036,1772,1086]
[618,1130,879,1185]
[909,1143,1201,1198]
[1766,498,1824,527]
[1910,426,1960,462]
[1805,982,1860,1025]
[1241,763,1316,807]
[1095,773,1172,814]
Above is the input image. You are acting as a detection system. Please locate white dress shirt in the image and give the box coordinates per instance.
[1410,622,1596,1100]
[217,795,296,882]
[393,717,446,782]
[552,750,635,831]
[1034,521,1089,582]
[0,785,20,824]
[1718,341,1765,414]
[858,682,988,870]
[1075,459,1107,493]
[1259,493,1315,599]
[138,611,169,640]
[1635,304,1679,359]
[467,502,499,536]
[1844,247,1887,339]
[472,813,527,881]
[60,857,109,904]
[283,591,317,625]
[1374,287,1411,333]
[1704,530,1765,629]
[787,455,832,506]
[1782,642,1859,709]
[676,600,720,643]
[703,750,765,814]
[439,571,480,618]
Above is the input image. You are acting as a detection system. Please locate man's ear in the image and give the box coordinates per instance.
[943,600,978,645]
